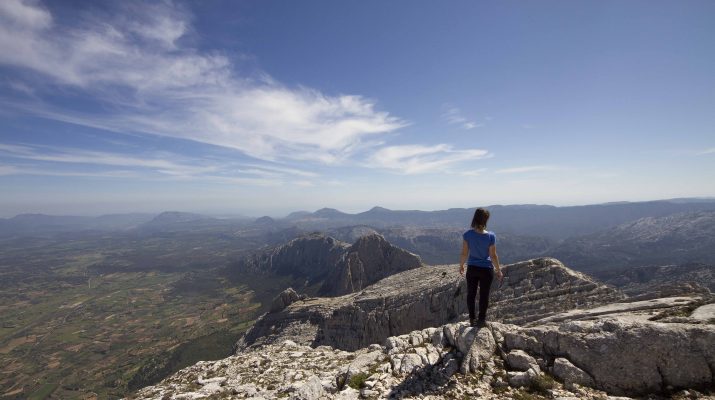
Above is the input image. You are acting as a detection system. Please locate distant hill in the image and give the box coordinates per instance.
[0,213,154,236]
[284,199,715,240]
[4,198,714,239]
[136,211,224,230]
[375,227,554,265]
[549,211,715,272]
[592,262,715,294]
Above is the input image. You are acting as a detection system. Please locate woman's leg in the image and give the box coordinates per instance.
[465,267,479,320]
[476,268,495,321]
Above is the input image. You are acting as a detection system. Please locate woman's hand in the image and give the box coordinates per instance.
[459,265,465,276]
[495,269,503,281]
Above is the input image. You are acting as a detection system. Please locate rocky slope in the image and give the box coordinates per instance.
[133,295,715,399]
[550,211,715,272]
[131,255,715,400]
[593,262,715,295]
[232,233,423,296]
[236,258,623,351]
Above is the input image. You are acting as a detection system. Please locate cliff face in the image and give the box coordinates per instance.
[236,258,623,352]
[234,233,424,296]
[320,234,424,296]
[235,233,349,282]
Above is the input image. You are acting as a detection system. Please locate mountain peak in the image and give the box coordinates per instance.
[313,208,347,217]
[150,211,209,223]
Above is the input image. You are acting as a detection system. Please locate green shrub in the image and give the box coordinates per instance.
[512,390,544,400]
[529,373,556,394]
[348,372,370,389]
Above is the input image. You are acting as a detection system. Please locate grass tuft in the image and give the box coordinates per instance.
[348,372,370,389]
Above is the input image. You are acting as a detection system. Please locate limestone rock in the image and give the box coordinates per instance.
[290,375,328,400]
[237,257,623,352]
[235,233,349,283]
[494,317,715,396]
[134,312,715,400]
[505,349,538,372]
[237,263,465,351]
[271,288,302,312]
[234,233,424,297]
[489,258,625,325]
[553,357,595,389]
[507,368,539,388]
[135,255,715,400]
[320,233,423,296]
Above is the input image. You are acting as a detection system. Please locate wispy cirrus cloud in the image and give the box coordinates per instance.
[442,105,484,130]
[495,165,559,174]
[460,168,487,177]
[369,144,490,174]
[0,142,318,185]
[0,0,406,165]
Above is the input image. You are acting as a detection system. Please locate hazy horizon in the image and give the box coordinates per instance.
[2,196,715,219]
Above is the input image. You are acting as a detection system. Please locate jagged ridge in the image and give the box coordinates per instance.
[233,233,424,296]
[236,257,623,352]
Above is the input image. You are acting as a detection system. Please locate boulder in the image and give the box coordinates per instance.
[506,349,538,372]
[494,317,715,396]
[271,288,301,312]
[552,357,595,389]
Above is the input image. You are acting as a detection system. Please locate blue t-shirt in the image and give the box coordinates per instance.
[463,229,496,268]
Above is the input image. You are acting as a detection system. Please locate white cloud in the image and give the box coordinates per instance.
[496,165,558,174]
[698,148,715,155]
[442,105,483,130]
[0,143,317,185]
[369,144,489,174]
[0,164,20,175]
[0,1,405,164]
[460,168,487,177]
[0,0,52,30]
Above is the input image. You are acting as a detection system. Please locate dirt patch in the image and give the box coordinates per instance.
[65,343,84,352]
[0,334,37,354]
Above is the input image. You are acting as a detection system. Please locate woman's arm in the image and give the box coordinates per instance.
[459,240,468,275]
[489,244,503,279]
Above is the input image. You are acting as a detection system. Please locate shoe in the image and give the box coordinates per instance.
[469,318,477,327]
[476,319,487,328]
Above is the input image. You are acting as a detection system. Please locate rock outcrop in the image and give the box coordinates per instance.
[234,233,349,282]
[134,312,715,399]
[233,233,423,296]
[235,263,464,352]
[236,258,623,351]
[132,254,715,400]
[498,316,715,396]
[489,258,625,325]
[321,234,424,296]
[270,288,304,312]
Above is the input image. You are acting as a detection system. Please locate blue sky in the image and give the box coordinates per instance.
[1,0,714,217]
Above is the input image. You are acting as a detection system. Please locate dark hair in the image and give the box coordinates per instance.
[471,208,490,230]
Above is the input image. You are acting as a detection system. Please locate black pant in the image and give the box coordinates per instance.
[466,266,494,321]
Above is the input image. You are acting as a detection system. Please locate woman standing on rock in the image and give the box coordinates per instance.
[459,208,503,327]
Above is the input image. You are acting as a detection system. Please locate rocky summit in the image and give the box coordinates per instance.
[233,233,423,297]
[236,258,623,351]
[133,304,715,399]
[131,257,715,399]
